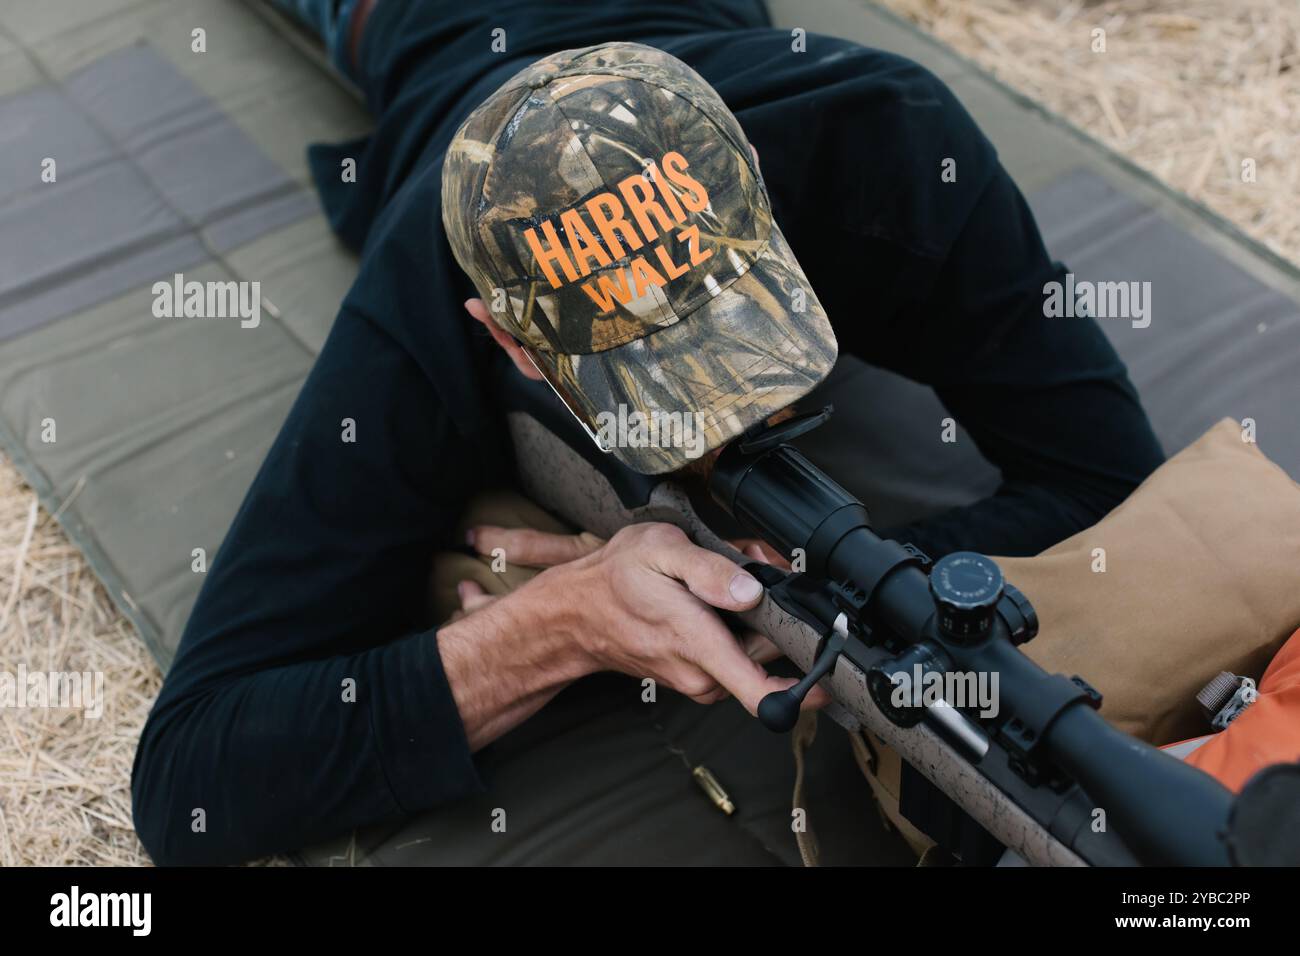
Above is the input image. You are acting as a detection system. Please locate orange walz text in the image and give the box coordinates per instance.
[523,151,714,313]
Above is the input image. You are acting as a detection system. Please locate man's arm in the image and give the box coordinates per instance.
[864,167,1166,558]
[439,523,809,750]
[131,307,791,864]
[709,37,1165,558]
[131,308,492,866]
[885,94,1165,558]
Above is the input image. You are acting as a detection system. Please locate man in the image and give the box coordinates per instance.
[131,0,1163,865]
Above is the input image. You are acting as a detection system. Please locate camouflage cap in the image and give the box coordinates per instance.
[442,42,837,474]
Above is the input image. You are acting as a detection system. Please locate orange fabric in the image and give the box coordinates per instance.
[1176,627,1300,792]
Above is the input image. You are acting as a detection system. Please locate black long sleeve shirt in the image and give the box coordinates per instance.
[131,0,1164,865]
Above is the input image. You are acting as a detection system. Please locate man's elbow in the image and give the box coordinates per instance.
[131,714,187,865]
[131,705,232,867]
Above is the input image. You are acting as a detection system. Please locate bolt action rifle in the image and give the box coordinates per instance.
[499,359,1300,866]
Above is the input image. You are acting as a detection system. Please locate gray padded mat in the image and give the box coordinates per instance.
[1035,169,1300,469]
[0,42,314,342]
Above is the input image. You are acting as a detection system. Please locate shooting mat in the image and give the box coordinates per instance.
[0,0,1297,864]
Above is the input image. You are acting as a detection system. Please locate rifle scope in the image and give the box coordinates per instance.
[709,424,1234,867]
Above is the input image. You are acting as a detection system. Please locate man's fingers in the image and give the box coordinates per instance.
[803,684,832,711]
[646,533,765,611]
[730,538,791,570]
[682,616,799,715]
[463,297,492,323]
[741,630,783,664]
[456,580,496,613]
[689,686,731,706]
[468,525,604,567]
[680,616,826,715]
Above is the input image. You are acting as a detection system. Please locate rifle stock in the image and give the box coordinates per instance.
[505,404,1090,866]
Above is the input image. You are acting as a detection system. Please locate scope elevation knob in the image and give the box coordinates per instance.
[929,552,1004,643]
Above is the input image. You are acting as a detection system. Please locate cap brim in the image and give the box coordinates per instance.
[535,226,838,475]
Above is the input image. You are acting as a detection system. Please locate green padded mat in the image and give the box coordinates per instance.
[0,0,370,668]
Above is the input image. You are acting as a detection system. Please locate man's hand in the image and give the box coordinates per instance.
[462,522,828,715]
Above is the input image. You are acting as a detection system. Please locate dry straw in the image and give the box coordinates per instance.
[0,462,288,866]
[879,0,1300,264]
[0,463,156,865]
